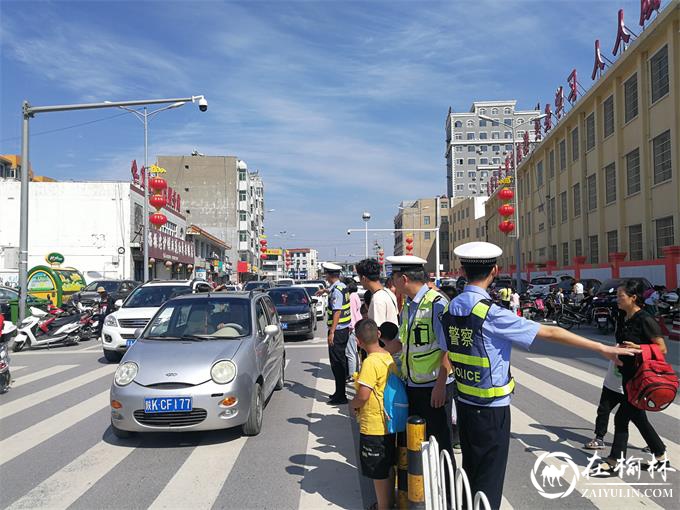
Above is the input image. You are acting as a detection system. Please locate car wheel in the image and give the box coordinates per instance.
[103,349,122,363]
[242,383,263,436]
[275,357,285,391]
[111,421,132,439]
[305,322,315,340]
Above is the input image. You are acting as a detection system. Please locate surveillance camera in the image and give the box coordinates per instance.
[198,97,208,112]
[347,230,352,236]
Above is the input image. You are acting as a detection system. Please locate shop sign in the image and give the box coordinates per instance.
[147,229,195,264]
[45,252,64,265]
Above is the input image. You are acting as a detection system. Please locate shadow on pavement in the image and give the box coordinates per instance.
[102,425,242,448]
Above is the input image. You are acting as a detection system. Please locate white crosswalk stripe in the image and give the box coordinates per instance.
[512,366,680,462]
[8,364,77,387]
[10,366,27,372]
[526,356,680,418]
[0,390,109,467]
[0,365,115,419]
[6,440,137,510]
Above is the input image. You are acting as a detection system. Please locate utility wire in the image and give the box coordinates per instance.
[0,111,132,142]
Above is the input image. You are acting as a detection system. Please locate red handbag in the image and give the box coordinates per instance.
[626,344,678,411]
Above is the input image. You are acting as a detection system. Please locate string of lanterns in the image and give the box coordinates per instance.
[260,237,268,260]
[405,234,414,255]
[497,187,515,234]
[378,248,385,265]
[148,164,168,228]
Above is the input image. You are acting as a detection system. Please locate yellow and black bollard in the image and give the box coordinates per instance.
[397,431,409,509]
[407,415,426,509]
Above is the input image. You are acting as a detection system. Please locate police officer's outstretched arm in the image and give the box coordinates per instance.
[536,325,637,365]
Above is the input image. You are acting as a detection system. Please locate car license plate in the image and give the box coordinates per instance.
[126,339,136,347]
[144,397,192,413]
[598,318,607,323]
[281,322,288,330]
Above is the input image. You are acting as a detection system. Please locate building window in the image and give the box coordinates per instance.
[548,150,555,179]
[573,183,581,217]
[467,158,475,165]
[479,108,486,114]
[468,183,476,190]
[491,108,498,115]
[603,95,614,138]
[468,145,476,152]
[504,132,512,140]
[239,191,247,201]
[479,145,488,152]
[650,45,669,103]
[571,128,579,161]
[550,245,557,262]
[239,212,247,221]
[503,118,512,126]
[456,159,464,165]
[536,161,544,188]
[628,224,643,261]
[239,232,247,242]
[456,184,464,191]
[454,133,463,140]
[574,238,583,257]
[587,174,597,211]
[586,112,595,150]
[466,120,474,127]
[655,216,674,258]
[479,119,487,127]
[604,163,616,205]
[624,74,638,122]
[549,197,556,227]
[652,130,672,184]
[480,158,488,164]
[538,247,546,257]
[504,107,512,114]
[468,171,476,178]
[559,139,566,171]
[467,132,475,140]
[625,148,640,195]
[492,144,500,152]
[527,211,532,234]
[480,171,488,178]
[607,230,618,255]
[424,232,431,240]
[517,118,525,125]
[454,121,463,128]
[589,235,599,264]
[562,242,569,266]
[456,171,464,178]
[492,132,500,140]
[492,158,500,164]
[479,132,488,140]
[423,216,430,225]
[560,191,567,223]
[455,146,462,152]
[505,144,513,151]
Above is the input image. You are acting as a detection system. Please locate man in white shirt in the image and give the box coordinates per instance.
[355,258,398,327]
[573,280,585,304]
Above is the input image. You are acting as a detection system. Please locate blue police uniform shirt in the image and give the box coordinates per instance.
[329,280,350,330]
[405,284,449,388]
[438,285,540,407]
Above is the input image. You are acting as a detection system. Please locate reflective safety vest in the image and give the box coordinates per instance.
[399,289,444,385]
[441,299,515,405]
[327,282,352,327]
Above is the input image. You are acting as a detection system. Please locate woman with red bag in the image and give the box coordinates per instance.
[592,280,669,475]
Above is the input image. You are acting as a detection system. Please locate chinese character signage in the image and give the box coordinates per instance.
[613,9,631,55]
[591,39,606,80]
[131,159,182,214]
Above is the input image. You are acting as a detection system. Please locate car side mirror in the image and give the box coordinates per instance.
[134,328,143,338]
[114,299,123,309]
[264,324,279,337]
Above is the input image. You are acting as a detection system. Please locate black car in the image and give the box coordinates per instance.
[243,280,274,291]
[491,277,529,294]
[267,287,316,339]
[592,277,653,307]
[70,280,139,306]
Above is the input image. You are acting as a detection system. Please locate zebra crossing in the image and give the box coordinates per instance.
[1,342,678,509]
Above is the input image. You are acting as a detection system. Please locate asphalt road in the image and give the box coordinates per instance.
[1,323,678,509]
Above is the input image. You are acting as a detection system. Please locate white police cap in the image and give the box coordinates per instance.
[385,255,427,273]
[454,242,502,265]
[321,262,343,273]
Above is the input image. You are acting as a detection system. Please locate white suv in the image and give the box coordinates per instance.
[101,280,212,362]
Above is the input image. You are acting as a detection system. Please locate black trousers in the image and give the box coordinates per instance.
[610,389,666,460]
[406,385,454,460]
[457,402,510,510]
[328,327,350,399]
[594,386,625,438]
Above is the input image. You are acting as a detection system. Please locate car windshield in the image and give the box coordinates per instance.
[143,298,252,339]
[300,285,321,296]
[531,277,557,285]
[268,289,309,306]
[85,281,120,292]
[123,285,191,308]
[243,282,269,290]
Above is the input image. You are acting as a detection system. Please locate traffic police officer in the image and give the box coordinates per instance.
[385,255,455,459]
[322,262,352,404]
[442,242,636,509]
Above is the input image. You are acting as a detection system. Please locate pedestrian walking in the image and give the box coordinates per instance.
[573,280,585,304]
[346,277,362,378]
[356,258,399,327]
[442,242,636,509]
[94,286,116,340]
[383,256,456,460]
[584,360,625,449]
[322,263,352,405]
[590,280,669,475]
[509,289,520,315]
[498,286,512,309]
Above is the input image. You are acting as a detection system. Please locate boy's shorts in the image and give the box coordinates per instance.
[359,433,396,480]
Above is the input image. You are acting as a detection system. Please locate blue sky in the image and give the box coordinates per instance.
[0,0,669,259]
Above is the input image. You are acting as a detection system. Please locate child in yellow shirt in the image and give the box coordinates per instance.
[349,318,398,510]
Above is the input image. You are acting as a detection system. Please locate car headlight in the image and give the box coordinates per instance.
[211,360,237,384]
[114,362,138,386]
[296,313,310,320]
[104,315,119,327]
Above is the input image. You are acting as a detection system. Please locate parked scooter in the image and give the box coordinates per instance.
[13,307,82,352]
[1,318,17,393]
[555,301,591,330]
[593,305,616,333]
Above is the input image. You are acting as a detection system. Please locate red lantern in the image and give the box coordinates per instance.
[149,194,167,209]
[149,177,167,192]
[498,204,515,217]
[149,212,167,227]
[498,187,514,201]
[259,239,267,246]
[405,236,413,244]
[499,220,515,234]
[260,253,267,260]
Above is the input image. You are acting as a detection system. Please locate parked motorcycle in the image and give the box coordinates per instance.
[592,305,616,333]
[1,318,17,393]
[520,294,546,322]
[13,307,82,352]
[555,302,591,330]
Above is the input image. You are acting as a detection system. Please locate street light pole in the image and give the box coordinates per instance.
[435,196,441,281]
[362,212,371,258]
[17,95,207,321]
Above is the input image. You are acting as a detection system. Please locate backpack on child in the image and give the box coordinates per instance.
[626,344,678,412]
[376,357,409,433]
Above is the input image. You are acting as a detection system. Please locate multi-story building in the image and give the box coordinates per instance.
[486,2,679,287]
[186,224,232,282]
[287,248,319,280]
[445,101,540,198]
[394,197,450,275]
[448,197,488,270]
[158,155,265,280]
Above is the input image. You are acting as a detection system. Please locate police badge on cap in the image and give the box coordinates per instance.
[454,242,503,265]
[385,255,427,273]
[321,262,342,274]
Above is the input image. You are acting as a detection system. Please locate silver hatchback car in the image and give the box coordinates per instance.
[109,291,285,438]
